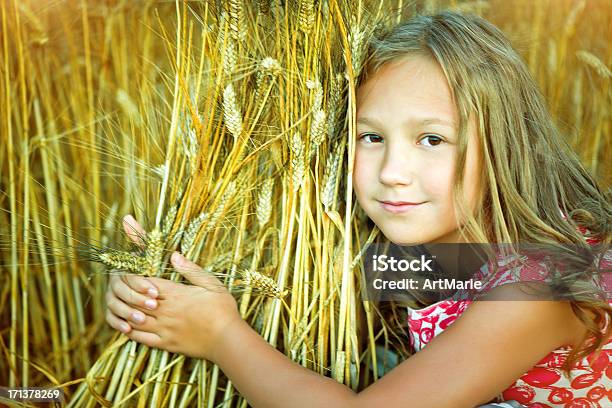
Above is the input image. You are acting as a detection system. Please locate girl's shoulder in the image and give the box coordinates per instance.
[406,223,611,351]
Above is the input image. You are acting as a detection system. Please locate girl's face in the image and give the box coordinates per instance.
[354,55,482,245]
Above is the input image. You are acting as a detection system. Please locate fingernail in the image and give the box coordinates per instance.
[131,311,145,323]
[124,214,134,223]
[147,287,158,297]
[145,299,157,310]
[120,322,130,333]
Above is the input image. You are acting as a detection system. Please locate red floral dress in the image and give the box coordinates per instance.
[406,230,611,407]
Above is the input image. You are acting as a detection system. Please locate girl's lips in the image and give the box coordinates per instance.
[379,200,425,214]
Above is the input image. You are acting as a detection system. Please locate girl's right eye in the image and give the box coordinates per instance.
[359,133,383,144]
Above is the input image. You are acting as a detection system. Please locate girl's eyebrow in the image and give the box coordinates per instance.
[356,117,384,127]
[357,116,456,128]
[419,118,456,128]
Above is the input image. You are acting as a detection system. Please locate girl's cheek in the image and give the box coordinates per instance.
[424,161,455,194]
[352,164,365,194]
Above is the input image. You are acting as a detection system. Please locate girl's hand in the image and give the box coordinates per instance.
[129,251,243,361]
[105,215,242,362]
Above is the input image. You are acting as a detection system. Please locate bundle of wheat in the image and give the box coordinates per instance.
[62,1,375,406]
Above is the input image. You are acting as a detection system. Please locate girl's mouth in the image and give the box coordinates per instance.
[378,200,425,214]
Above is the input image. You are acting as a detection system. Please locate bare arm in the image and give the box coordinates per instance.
[207,285,584,408]
[211,318,358,408]
[109,271,584,408]
[106,217,586,407]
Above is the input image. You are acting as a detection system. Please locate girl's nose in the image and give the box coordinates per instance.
[378,145,415,186]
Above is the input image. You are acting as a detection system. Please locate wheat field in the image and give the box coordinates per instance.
[0,0,609,406]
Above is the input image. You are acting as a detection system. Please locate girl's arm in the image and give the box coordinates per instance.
[110,265,584,408]
[209,290,582,408]
[106,217,585,407]
[208,317,358,407]
[356,292,584,407]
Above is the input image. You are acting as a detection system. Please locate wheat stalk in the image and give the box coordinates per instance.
[257,0,270,14]
[223,84,243,140]
[239,269,285,298]
[322,141,345,210]
[222,36,237,75]
[93,250,147,273]
[255,56,282,103]
[328,73,344,136]
[205,180,237,234]
[226,0,246,41]
[180,213,209,254]
[290,132,306,191]
[144,228,164,277]
[256,178,274,228]
[162,204,178,237]
[349,23,367,74]
[298,0,315,34]
[576,51,611,78]
[309,109,327,157]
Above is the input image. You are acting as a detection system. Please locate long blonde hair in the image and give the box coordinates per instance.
[360,11,611,377]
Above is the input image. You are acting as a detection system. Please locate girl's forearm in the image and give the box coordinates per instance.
[211,318,358,408]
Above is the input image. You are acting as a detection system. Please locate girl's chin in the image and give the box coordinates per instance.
[378,224,456,246]
[379,230,428,246]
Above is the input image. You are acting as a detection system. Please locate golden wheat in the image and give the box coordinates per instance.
[240,268,284,298]
[576,50,611,78]
[290,132,306,191]
[223,84,243,140]
[94,250,148,273]
[256,178,274,228]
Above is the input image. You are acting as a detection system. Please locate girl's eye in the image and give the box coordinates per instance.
[359,133,383,144]
[419,134,444,147]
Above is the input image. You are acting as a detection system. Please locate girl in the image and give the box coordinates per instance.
[105,11,611,407]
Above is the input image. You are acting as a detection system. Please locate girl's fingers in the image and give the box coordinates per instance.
[105,309,131,334]
[119,273,159,298]
[110,302,158,333]
[110,274,158,311]
[170,252,224,289]
[126,329,163,349]
[106,293,153,327]
[147,277,185,294]
[122,214,146,247]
